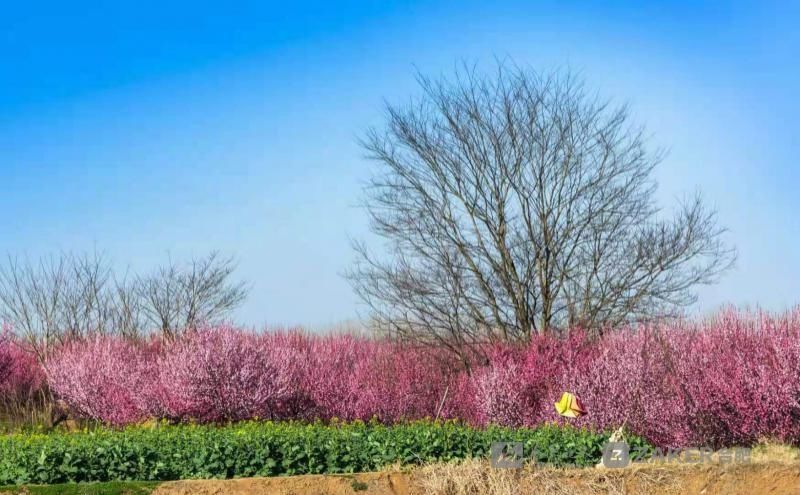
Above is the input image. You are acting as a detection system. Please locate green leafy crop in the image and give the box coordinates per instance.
[0,420,650,485]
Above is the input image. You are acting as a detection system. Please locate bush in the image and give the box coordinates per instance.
[45,336,152,426]
[46,329,459,426]
[464,309,800,448]
[156,328,301,422]
[303,336,456,422]
[40,309,800,448]
[675,311,800,447]
[0,421,648,484]
[0,329,46,426]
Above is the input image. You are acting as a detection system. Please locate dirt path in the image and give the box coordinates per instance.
[151,462,800,495]
[152,471,412,495]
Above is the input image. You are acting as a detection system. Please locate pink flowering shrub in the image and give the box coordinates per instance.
[557,328,691,447]
[348,343,454,422]
[300,335,456,422]
[455,309,800,447]
[0,329,19,392]
[46,336,151,426]
[0,329,46,414]
[300,333,368,420]
[469,331,597,427]
[675,310,800,446]
[157,327,304,422]
[41,308,800,448]
[472,358,528,426]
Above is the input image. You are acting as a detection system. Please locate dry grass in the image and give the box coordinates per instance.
[0,393,56,434]
[413,459,684,495]
[121,455,800,495]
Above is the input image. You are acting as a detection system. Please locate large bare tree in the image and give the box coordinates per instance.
[349,64,735,353]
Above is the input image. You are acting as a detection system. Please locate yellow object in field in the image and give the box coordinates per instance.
[554,392,586,418]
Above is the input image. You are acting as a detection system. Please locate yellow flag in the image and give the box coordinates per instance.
[554,392,586,418]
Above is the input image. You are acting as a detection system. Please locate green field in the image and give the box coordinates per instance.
[0,482,157,495]
[0,421,650,485]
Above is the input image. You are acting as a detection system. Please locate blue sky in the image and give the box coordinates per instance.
[1,1,798,327]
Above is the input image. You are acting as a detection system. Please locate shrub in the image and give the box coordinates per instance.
[0,329,20,396]
[45,336,151,426]
[257,333,460,422]
[346,343,455,422]
[41,308,800,449]
[299,333,368,420]
[675,310,800,447]
[557,329,690,447]
[0,421,649,484]
[0,330,42,398]
[472,357,528,426]
[156,327,299,422]
[0,329,46,424]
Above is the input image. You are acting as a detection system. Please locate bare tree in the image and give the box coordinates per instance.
[137,252,249,340]
[109,273,147,340]
[60,252,116,341]
[0,253,112,362]
[349,63,735,353]
[0,251,249,359]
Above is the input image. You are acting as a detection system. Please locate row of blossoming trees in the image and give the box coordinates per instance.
[2,308,800,448]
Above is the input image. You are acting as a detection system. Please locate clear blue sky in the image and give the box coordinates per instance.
[1,1,798,327]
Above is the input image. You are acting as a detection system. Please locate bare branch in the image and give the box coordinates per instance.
[348,62,735,357]
[0,251,249,356]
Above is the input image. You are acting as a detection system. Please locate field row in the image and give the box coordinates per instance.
[0,421,649,485]
[3,309,800,449]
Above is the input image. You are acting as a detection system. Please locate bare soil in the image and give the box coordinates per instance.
[151,472,411,495]
[151,462,800,495]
